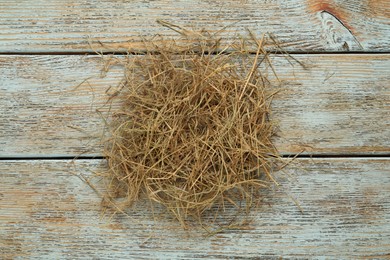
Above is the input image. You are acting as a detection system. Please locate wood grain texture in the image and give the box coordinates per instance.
[0,0,389,53]
[1,54,389,157]
[0,158,389,258]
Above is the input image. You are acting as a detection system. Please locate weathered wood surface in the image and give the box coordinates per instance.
[0,0,389,53]
[1,0,389,259]
[0,54,389,157]
[0,158,389,258]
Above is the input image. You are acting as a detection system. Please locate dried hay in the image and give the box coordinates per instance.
[102,21,284,227]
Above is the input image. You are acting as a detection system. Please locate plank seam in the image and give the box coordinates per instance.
[1,51,390,56]
[1,154,389,161]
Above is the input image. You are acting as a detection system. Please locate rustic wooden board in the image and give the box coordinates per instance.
[0,158,389,258]
[1,54,389,157]
[0,0,389,53]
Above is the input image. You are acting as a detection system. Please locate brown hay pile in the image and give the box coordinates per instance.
[103,22,281,226]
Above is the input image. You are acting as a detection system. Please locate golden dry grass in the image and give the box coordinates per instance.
[102,21,283,227]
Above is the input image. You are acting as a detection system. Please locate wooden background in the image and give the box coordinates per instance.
[1,0,389,258]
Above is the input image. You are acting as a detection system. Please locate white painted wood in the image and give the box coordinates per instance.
[0,158,389,258]
[0,54,389,157]
[0,0,389,53]
[1,1,389,258]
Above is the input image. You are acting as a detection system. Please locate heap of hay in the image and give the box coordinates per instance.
[103,21,281,226]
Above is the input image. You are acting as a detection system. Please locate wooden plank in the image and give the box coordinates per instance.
[0,0,389,53]
[1,54,389,157]
[0,158,389,258]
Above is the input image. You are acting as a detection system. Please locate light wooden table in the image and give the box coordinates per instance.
[1,1,389,259]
